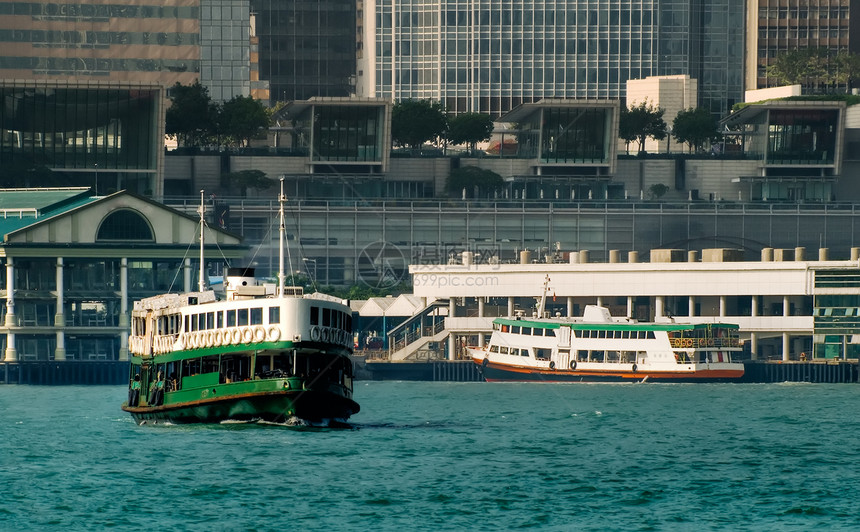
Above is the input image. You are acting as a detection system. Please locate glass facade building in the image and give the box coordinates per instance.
[251,0,356,102]
[0,81,163,196]
[201,0,252,102]
[371,0,744,116]
[0,1,201,86]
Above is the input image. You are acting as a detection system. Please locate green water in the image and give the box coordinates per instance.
[2,382,860,530]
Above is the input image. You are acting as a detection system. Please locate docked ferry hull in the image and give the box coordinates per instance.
[123,385,360,425]
[477,357,744,383]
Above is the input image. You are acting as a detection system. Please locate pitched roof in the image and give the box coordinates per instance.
[0,188,97,238]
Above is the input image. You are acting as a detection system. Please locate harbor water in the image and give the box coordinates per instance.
[2,382,860,530]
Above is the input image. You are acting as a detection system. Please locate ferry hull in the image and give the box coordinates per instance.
[477,360,744,383]
[122,388,359,425]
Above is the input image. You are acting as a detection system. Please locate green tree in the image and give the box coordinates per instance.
[391,99,447,151]
[220,169,273,197]
[767,48,860,91]
[446,112,494,153]
[217,95,271,148]
[672,107,721,153]
[446,166,504,197]
[619,101,667,156]
[648,183,670,199]
[165,81,217,148]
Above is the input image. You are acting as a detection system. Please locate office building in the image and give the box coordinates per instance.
[360,0,744,116]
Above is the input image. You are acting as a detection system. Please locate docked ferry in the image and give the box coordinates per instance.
[121,184,359,425]
[469,305,745,382]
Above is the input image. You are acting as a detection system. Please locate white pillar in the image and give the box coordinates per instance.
[507,297,514,316]
[449,298,456,318]
[782,332,790,361]
[749,332,758,360]
[655,296,664,318]
[688,296,696,317]
[567,296,574,317]
[4,259,16,361]
[54,258,66,361]
[118,258,129,361]
[719,296,726,317]
[626,296,633,318]
[183,258,192,293]
[751,296,758,317]
[783,295,790,317]
[477,333,485,347]
[448,334,456,361]
[477,297,485,317]
[596,296,603,307]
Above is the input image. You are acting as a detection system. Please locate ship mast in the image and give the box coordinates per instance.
[198,189,205,293]
[537,274,550,318]
[278,177,285,298]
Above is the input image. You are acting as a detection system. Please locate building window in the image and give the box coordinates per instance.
[96,209,154,241]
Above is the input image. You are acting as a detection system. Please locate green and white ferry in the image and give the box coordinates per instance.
[122,185,359,425]
[469,304,745,383]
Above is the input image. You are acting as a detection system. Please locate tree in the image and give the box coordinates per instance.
[619,101,667,156]
[768,48,860,91]
[217,95,270,148]
[220,169,273,197]
[446,166,504,197]
[391,99,447,151]
[672,107,721,153]
[165,81,217,148]
[446,112,494,153]
[648,183,670,199]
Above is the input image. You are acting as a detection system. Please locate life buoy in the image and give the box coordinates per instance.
[549,361,556,370]
[569,360,577,370]
[254,326,266,342]
[205,331,214,348]
[707,338,714,347]
[684,338,693,348]
[242,327,253,344]
[187,333,196,349]
[632,363,638,372]
[321,328,330,343]
[231,329,241,345]
[268,326,281,342]
[310,327,321,341]
[176,339,185,351]
[215,331,223,346]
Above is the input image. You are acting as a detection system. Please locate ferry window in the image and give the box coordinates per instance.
[535,328,544,336]
[577,350,588,361]
[522,327,532,335]
[598,330,606,339]
[346,315,352,331]
[206,312,215,329]
[191,314,199,331]
[572,330,580,338]
[201,355,219,374]
[622,331,630,339]
[647,331,656,339]
[215,312,222,328]
[183,358,200,376]
[490,345,499,353]
[545,329,555,337]
[615,331,622,339]
[335,311,342,330]
[250,307,263,325]
[238,308,249,326]
[323,307,331,327]
[493,323,500,331]
[500,346,509,354]
[269,306,280,324]
[227,309,236,327]
[512,326,520,334]
[510,348,519,356]
[638,331,646,339]
[310,306,319,325]
[521,349,530,357]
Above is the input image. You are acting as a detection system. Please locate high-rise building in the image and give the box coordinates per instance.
[360,0,744,116]
[745,0,860,91]
[0,1,201,87]
[251,0,357,103]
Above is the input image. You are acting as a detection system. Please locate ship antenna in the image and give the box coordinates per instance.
[278,177,286,298]
[198,189,205,293]
[537,274,550,318]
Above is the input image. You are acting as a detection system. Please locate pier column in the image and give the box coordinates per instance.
[118,258,129,361]
[719,296,726,317]
[4,258,16,361]
[655,296,665,318]
[477,297,485,317]
[751,296,758,317]
[782,332,791,361]
[688,296,696,317]
[448,334,456,361]
[626,296,633,318]
[749,332,758,360]
[54,258,66,361]
[507,297,514,316]
[449,298,456,318]
[596,296,603,307]
[477,333,485,347]
[567,296,574,318]
[783,295,790,317]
